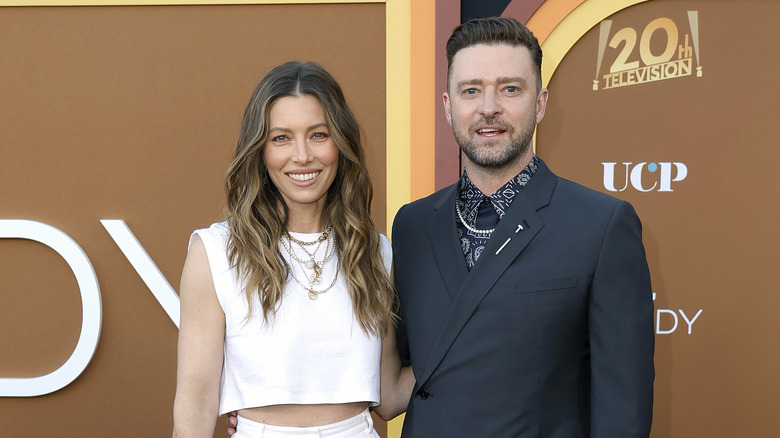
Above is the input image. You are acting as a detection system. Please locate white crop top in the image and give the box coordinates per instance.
[190,221,390,415]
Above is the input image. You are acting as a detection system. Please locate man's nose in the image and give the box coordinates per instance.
[479,91,502,116]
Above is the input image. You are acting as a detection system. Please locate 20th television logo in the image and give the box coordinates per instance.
[593,11,702,90]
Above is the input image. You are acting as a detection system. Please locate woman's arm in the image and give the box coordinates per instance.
[374,322,415,421]
[172,236,226,438]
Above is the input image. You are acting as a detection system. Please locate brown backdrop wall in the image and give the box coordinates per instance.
[536,0,780,435]
[0,4,386,437]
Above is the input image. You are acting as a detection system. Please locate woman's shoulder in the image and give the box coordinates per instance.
[189,221,230,252]
[192,220,229,240]
[196,220,229,236]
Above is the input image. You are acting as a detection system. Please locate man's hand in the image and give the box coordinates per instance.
[227,411,238,436]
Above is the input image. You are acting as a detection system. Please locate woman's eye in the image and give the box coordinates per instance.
[272,135,288,142]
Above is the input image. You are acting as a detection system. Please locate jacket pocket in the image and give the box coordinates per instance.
[515,274,578,295]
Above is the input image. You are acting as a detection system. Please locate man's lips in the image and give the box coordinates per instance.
[475,126,506,137]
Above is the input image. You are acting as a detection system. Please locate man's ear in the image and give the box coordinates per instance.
[536,88,549,124]
[443,91,452,125]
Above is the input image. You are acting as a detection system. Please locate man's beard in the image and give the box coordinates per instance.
[454,115,536,169]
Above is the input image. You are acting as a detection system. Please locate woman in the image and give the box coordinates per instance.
[173,61,413,437]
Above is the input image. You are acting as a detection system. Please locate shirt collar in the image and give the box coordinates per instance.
[456,155,540,227]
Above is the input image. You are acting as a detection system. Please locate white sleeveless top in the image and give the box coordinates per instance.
[191,221,390,415]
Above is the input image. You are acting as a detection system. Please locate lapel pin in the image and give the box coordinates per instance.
[515,224,524,233]
[495,237,512,255]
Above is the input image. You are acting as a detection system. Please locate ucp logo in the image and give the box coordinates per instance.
[602,162,688,192]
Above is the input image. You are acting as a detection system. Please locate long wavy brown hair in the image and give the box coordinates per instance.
[224,61,394,334]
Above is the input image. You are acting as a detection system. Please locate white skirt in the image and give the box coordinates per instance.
[233,408,380,438]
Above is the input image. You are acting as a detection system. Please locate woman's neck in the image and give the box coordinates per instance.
[286,208,326,233]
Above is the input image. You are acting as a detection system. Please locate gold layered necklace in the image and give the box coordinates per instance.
[280,223,339,300]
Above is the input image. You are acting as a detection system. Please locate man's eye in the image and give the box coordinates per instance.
[506,86,518,93]
[464,88,478,95]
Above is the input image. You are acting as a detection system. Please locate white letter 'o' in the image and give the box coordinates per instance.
[0,220,101,397]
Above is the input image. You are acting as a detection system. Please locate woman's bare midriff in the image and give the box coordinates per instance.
[238,402,370,427]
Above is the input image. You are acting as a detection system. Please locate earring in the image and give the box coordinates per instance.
[262,164,270,186]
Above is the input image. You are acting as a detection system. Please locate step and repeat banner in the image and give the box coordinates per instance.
[535,0,780,436]
[3,0,778,436]
[0,3,386,437]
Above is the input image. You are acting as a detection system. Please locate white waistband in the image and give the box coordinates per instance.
[233,408,377,438]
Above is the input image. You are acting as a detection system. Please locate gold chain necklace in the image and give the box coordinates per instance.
[284,222,332,246]
[280,224,338,300]
[280,229,335,286]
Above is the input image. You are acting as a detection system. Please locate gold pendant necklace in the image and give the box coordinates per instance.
[280,226,338,300]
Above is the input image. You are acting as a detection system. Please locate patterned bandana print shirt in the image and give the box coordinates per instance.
[456,155,539,270]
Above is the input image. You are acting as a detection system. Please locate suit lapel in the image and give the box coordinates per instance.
[427,184,468,301]
[417,160,558,386]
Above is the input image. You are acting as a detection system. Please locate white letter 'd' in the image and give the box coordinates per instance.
[656,309,678,335]
[0,220,102,397]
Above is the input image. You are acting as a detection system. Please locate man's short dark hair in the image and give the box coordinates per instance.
[446,16,543,91]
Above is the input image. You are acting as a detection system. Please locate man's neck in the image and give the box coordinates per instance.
[464,152,533,196]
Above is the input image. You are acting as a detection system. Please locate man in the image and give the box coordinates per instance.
[391,16,654,437]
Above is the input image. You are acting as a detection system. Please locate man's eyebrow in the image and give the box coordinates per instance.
[455,76,529,90]
[456,78,484,90]
[496,76,528,87]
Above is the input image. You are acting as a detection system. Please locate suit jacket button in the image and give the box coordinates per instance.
[417,388,429,399]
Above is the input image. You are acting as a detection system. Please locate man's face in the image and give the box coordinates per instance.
[443,43,548,170]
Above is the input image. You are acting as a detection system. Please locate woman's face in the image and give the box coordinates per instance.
[263,94,339,219]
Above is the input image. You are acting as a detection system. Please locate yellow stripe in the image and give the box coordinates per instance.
[387,412,405,438]
[385,0,411,236]
[385,0,416,435]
